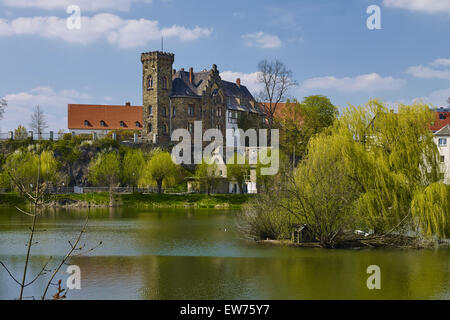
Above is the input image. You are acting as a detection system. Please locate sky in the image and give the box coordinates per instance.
[1,0,450,132]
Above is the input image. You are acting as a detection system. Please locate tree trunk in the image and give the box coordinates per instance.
[157,179,163,194]
[109,185,113,207]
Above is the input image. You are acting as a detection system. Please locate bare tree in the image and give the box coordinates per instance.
[257,60,297,133]
[0,97,6,121]
[29,105,48,134]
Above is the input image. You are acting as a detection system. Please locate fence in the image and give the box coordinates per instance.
[45,186,181,194]
[0,131,145,143]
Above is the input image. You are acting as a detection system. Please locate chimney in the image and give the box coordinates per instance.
[236,78,241,88]
[180,68,185,72]
[189,67,194,84]
[125,102,131,106]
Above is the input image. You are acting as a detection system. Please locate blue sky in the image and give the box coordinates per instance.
[1,0,450,131]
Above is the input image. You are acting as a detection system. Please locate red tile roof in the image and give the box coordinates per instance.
[260,102,304,125]
[68,104,143,130]
[430,111,450,132]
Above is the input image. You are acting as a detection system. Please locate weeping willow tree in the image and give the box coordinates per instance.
[334,100,443,235]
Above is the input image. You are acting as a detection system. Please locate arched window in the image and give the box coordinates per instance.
[120,121,125,127]
[163,124,167,134]
[148,123,152,133]
[162,77,167,89]
[147,76,153,90]
[148,105,153,116]
[172,107,176,117]
[84,120,90,126]
[100,120,106,127]
[162,107,167,117]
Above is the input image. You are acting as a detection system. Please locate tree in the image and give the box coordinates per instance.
[196,158,219,195]
[122,149,145,191]
[257,60,297,133]
[29,105,48,134]
[139,151,179,194]
[14,125,28,140]
[88,152,121,206]
[277,96,338,162]
[283,132,361,247]
[226,153,250,194]
[0,97,6,121]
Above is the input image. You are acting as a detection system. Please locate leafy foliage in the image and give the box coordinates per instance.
[139,151,179,193]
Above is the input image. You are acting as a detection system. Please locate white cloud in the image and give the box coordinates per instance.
[1,0,153,12]
[383,0,450,14]
[413,88,450,106]
[0,14,212,48]
[432,58,450,67]
[301,73,406,93]
[242,32,281,49]
[220,71,263,94]
[406,65,450,80]
[0,87,91,132]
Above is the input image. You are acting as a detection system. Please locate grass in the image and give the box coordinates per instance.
[0,192,253,208]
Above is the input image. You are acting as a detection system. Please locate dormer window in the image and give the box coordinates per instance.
[84,120,90,126]
[120,121,126,127]
[440,114,445,120]
[100,120,106,127]
[135,121,141,128]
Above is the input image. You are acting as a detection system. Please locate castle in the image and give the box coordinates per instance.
[68,51,264,147]
[141,51,263,145]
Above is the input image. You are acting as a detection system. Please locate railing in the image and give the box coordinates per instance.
[0,131,145,143]
[43,186,182,194]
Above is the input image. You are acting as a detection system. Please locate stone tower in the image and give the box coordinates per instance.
[141,51,174,144]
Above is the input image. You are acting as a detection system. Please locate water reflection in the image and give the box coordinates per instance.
[0,207,449,300]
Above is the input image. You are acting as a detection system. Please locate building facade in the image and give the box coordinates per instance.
[141,51,263,145]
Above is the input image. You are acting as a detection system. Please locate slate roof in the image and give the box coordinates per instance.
[170,69,263,114]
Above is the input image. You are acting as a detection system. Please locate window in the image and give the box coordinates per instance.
[188,122,194,133]
[439,138,447,146]
[147,76,153,90]
[441,155,445,163]
[100,120,106,127]
[135,121,141,128]
[162,77,167,89]
[440,114,445,120]
[188,104,195,117]
[148,105,153,116]
[120,121,125,127]
[216,107,222,117]
[228,111,237,124]
[84,120,90,126]
[216,124,222,131]
[148,123,152,133]
[163,124,167,134]
[172,107,176,117]
[162,107,167,117]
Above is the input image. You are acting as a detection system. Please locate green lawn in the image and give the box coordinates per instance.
[0,192,253,208]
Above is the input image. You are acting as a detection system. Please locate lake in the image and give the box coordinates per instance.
[0,207,449,300]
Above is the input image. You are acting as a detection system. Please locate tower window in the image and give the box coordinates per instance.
[147,76,153,90]
[163,124,167,134]
[148,105,153,116]
[162,77,168,89]
[148,123,152,133]
[162,107,167,117]
[172,107,176,117]
[216,107,222,117]
[100,120,106,127]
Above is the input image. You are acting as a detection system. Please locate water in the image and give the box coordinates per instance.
[0,207,449,300]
